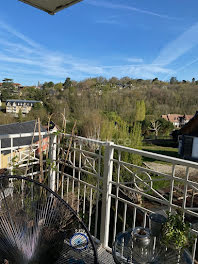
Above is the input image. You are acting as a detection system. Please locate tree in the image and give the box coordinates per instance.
[109,77,119,85]
[42,81,54,89]
[192,78,195,83]
[1,89,10,101]
[78,78,96,90]
[80,110,103,140]
[17,109,23,123]
[63,77,72,90]
[130,122,142,149]
[54,83,63,92]
[34,102,43,110]
[170,77,178,84]
[128,122,143,167]
[135,100,146,121]
[0,112,16,125]
[2,78,13,83]
[149,120,161,137]
[96,76,107,85]
[25,107,48,124]
[48,81,54,88]
[1,78,15,99]
[152,78,158,83]
[158,117,174,136]
[120,76,131,85]
[142,117,152,136]
[2,78,14,89]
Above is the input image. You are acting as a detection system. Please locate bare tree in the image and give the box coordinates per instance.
[149,120,161,137]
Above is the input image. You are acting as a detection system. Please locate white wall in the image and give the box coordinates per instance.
[192,137,198,159]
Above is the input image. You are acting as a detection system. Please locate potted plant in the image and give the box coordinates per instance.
[161,211,192,250]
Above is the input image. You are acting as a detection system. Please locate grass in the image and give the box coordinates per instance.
[143,145,179,157]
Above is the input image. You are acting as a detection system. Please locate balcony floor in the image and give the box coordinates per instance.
[97,245,114,264]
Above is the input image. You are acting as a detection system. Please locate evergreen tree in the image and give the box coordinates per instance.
[129,121,143,166]
[135,100,146,121]
[130,122,142,150]
[63,77,72,90]
[170,77,178,84]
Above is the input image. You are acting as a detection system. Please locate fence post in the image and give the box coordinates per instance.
[100,141,114,248]
[49,133,57,192]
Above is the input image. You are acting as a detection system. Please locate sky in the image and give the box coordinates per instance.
[1,0,198,85]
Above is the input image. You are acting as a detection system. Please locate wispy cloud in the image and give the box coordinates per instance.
[154,22,198,67]
[0,19,106,83]
[102,64,173,79]
[95,13,125,26]
[152,22,198,80]
[0,21,40,49]
[96,18,121,25]
[126,58,144,63]
[87,0,178,20]
[0,19,174,84]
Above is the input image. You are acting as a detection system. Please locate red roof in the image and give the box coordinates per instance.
[162,114,193,123]
[184,115,193,120]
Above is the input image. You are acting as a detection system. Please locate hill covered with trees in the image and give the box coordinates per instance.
[0,76,197,151]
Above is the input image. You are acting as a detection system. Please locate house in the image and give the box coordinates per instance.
[162,114,193,128]
[0,83,22,89]
[13,83,22,89]
[0,120,48,169]
[6,99,42,116]
[174,112,198,160]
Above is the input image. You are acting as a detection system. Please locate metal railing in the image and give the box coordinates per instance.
[54,133,198,262]
[0,132,198,261]
[0,131,48,176]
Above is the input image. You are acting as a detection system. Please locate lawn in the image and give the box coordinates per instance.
[142,145,179,158]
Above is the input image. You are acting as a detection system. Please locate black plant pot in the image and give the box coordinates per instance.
[149,213,167,237]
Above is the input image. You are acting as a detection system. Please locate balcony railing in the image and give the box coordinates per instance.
[0,132,198,262]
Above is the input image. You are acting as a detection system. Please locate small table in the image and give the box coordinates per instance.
[112,229,193,264]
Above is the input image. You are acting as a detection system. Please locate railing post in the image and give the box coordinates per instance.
[10,138,13,175]
[100,141,114,248]
[49,133,57,192]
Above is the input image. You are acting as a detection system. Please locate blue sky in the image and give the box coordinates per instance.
[0,0,198,85]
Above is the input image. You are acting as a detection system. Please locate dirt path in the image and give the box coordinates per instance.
[144,162,198,182]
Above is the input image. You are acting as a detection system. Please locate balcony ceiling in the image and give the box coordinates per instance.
[19,0,83,15]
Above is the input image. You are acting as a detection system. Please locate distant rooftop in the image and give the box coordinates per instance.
[6,99,42,103]
[162,114,193,123]
[0,120,45,135]
[0,120,46,154]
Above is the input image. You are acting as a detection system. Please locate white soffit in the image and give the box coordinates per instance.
[19,0,83,15]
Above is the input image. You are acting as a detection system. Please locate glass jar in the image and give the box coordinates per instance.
[132,227,153,264]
